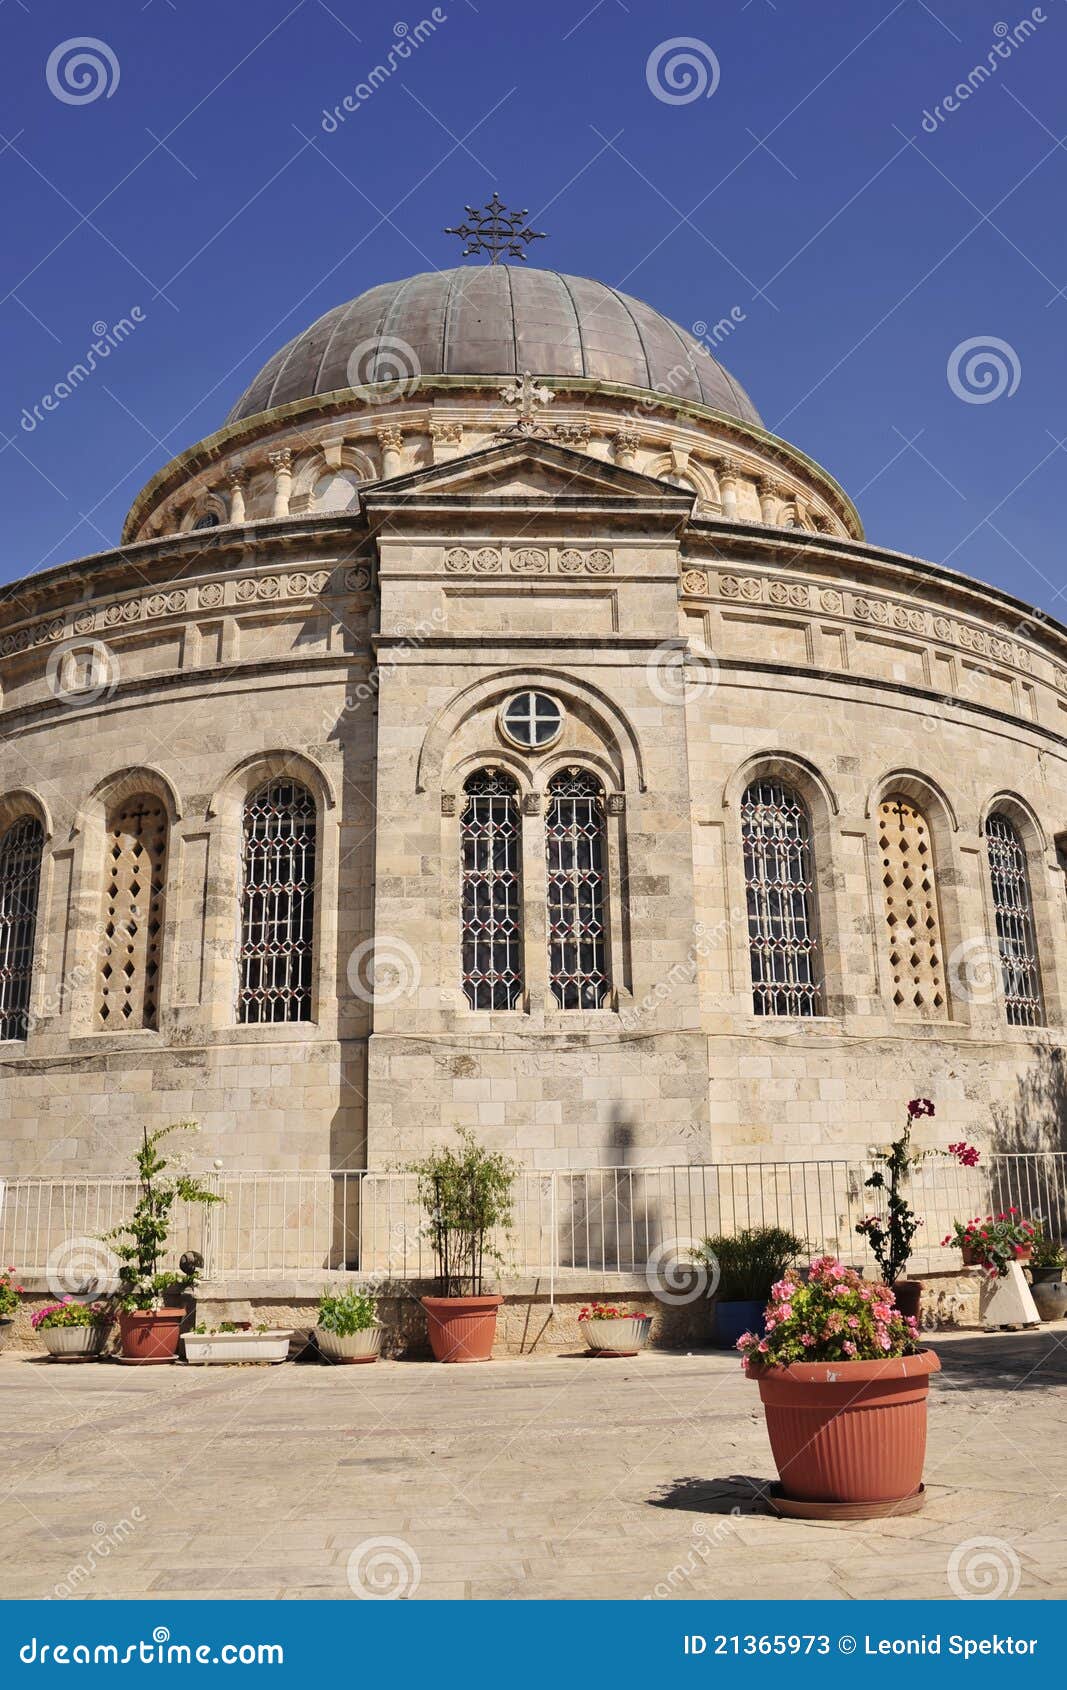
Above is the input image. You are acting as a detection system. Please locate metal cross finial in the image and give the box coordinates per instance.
[444,192,546,264]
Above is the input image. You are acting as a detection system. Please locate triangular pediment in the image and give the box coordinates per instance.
[361,437,694,510]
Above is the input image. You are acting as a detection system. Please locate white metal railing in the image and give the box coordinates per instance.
[0,1154,1061,1284]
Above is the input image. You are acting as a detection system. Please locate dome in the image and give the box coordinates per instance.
[225,267,762,429]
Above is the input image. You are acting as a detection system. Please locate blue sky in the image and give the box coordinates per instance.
[2,0,1065,617]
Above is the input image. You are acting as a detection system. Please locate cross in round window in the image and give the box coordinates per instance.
[500,691,563,749]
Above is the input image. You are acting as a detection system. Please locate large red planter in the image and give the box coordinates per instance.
[421,1295,502,1363]
[752,1350,940,1514]
[119,1308,184,1363]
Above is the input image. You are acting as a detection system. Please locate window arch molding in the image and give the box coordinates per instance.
[722,753,841,1017]
[979,791,1058,1027]
[203,751,336,1035]
[0,788,52,842]
[416,669,646,796]
[864,768,960,832]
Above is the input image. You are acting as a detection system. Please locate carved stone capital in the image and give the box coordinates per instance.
[377,426,403,451]
[429,420,463,444]
[268,448,292,471]
[715,455,741,482]
[607,792,625,815]
[522,791,541,815]
[441,792,458,817]
[553,423,591,448]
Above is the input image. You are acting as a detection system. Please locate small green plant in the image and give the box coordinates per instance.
[1029,1224,1066,1271]
[0,1267,23,1320]
[316,1287,378,1336]
[692,1228,806,1302]
[104,1123,222,1311]
[408,1129,520,1297]
[192,1321,239,1335]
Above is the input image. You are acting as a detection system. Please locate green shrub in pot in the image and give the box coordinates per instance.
[693,1227,807,1349]
[315,1287,383,1363]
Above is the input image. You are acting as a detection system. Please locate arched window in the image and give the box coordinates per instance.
[546,770,610,1010]
[741,779,822,1016]
[986,812,1044,1026]
[460,770,523,1010]
[97,794,168,1029]
[0,816,44,1041]
[877,795,947,1018]
[238,779,317,1024]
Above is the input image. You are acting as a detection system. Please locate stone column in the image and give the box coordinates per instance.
[227,468,248,525]
[758,477,782,525]
[268,448,292,519]
[716,456,740,519]
[428,420,462,465]
[613,428,640,469]
[377,426,404,479]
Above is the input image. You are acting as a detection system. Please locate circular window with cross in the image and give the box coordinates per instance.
[499,690,564,751]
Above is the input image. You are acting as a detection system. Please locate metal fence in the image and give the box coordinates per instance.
[1,1153,1064,1286]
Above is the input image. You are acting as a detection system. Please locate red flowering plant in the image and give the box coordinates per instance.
[0,1267,24,1320]
[30,1298,113,1331]
[942,1211,1036,1278]
[736,1257,922,1370]
[578,1303,650,1321]
[854,1098,981,1286]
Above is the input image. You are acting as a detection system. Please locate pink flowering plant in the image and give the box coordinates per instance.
[0,1267,24,1320]
[578,1303,649,1321]
[736,1257,922,1369]
[30,1298,112,1331]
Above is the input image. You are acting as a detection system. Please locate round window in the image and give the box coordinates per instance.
[192,512,220,530]
[500,691,563,750]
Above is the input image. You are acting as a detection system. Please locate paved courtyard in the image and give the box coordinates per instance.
[1,1328,1065,1601]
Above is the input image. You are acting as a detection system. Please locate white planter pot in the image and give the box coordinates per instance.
[40,1323,108,1359]
[579,1315,652,1356]
[315,1323,383,1363]
[182,1330,293,1365]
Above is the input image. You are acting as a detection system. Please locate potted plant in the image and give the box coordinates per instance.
[182,1322,293,1365]
[0,1267,23,1351]
[31,1299,113,1359]
[105,1122,223,1363]
[314,1287,383,1363]
[693,1228,806,1350]
[739,1256,940,1518]
[578,1302,652,1356]
[409,1129,519,1363]
[855,1097,980,1320]
[1026,1226,1067,1322]
[942,1211,1036,1277]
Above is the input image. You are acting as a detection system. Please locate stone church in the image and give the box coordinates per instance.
[2,257,1066,1191]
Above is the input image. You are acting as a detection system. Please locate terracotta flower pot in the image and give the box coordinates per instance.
[119,1308,185,1363]
[751,1350,940,1515]
[421,1295,502,1363]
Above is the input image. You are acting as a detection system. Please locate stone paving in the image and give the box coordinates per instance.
[1,1327,1065,1601]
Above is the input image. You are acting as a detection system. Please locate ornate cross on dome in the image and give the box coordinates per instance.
[498,370,553,438]
[444,193,546,264]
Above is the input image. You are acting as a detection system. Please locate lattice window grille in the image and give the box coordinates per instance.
[986,812,1044,1027]
[461,770,523,1010]
[97,796,168,1029]
[0,816,44,1041]
[877,796,947,1019]
[238,779,317,1025]
[741,779,823,1017]
[546,769,610,1010]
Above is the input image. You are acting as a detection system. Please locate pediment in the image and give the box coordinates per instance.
[361,438,695,510]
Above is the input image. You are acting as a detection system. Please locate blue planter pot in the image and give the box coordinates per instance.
[713,1300,766,1350]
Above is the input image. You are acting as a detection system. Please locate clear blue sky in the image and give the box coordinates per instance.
[2,0,1065,618]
